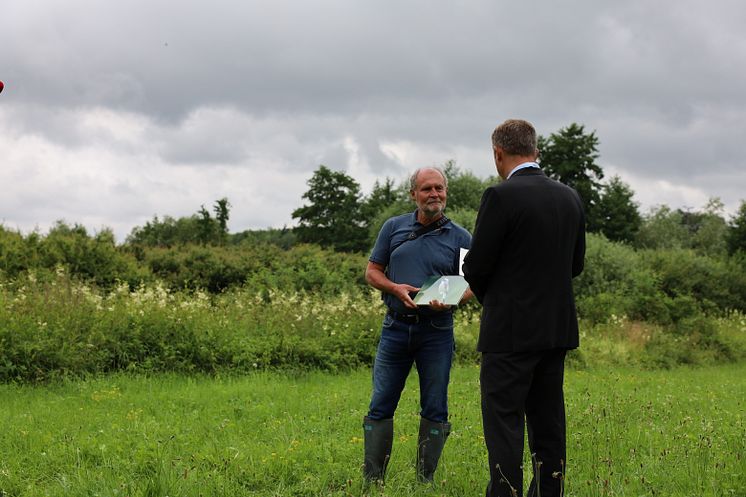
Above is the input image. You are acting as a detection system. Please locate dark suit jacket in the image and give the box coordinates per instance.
[463,168,585,352]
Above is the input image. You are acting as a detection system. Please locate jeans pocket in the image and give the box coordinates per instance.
[382,313,395,328]
[429,315,453,331]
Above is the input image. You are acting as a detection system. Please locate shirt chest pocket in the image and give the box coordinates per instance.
[420,235,458,274]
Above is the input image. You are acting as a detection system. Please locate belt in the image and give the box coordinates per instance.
[387,310,421,324]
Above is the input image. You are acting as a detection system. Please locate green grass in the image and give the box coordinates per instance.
[1,364,744,497]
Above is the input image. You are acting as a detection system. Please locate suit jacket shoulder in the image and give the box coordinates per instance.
[462,167,586,352]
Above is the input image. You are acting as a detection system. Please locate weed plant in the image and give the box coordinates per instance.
[1,269,745,382]
[0,269,385,382]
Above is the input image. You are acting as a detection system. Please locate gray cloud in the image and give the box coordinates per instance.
[1,0,745,241]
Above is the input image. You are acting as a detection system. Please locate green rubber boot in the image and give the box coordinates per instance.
[363,416,393,483]
[416,417,451,483]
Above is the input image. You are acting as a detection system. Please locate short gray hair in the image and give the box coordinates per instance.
[491,119,538,157]
[409,166,448,191]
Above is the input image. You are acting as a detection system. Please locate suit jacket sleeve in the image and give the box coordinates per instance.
[571,190,586,278]
[462,187,506,304]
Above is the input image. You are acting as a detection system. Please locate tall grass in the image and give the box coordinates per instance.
[0,269,385,382]
[1,269,745,382]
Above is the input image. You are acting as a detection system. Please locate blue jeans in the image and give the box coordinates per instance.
[367,312,455,423]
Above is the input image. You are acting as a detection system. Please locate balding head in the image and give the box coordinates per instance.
[409,166,448,192]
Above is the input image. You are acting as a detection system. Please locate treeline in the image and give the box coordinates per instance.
[0,223,367,294]
[3,201,745,306]
[1,122,746,304]
[289,123,746,255]
[3,121,746,380]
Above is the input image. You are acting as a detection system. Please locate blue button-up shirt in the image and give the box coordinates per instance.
[369,210,472,314]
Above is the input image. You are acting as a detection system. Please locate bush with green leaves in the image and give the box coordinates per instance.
[573,234,663,324]
[573,234,746,325]
[641,248,746,314]
[2,224,369,295]
[2,269,744,383]
[1,223,149,289]
[0,225,41,276]
[0,269,382,382]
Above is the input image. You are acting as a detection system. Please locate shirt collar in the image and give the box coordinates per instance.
[412,209,450,229]
[506,161,540,180]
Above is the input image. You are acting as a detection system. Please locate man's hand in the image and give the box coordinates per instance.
[459,287,475,306]
[365,262,421,309]
[392,283,420,309]
[428,299,452,312]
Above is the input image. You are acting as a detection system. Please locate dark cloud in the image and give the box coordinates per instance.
[1,0,745,239]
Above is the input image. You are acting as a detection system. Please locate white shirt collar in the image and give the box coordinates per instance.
[506,162,540,180]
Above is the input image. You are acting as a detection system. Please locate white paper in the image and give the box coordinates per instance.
[459,247,468,276]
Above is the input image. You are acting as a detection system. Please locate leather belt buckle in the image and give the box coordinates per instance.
[388,311,420,324]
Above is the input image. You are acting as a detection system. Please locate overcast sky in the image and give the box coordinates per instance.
[2,0,745,241]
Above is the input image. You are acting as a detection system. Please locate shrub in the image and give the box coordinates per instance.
[140,243,367,295]
[641,249,746,313]
[0,223,149,289]
[2,271,744,383]
[0,226,43,277]
[0,270,381,381]
[573,234,663,324]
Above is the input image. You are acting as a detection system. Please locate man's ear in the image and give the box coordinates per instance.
[409,189,416,201]
[493,146,501,163]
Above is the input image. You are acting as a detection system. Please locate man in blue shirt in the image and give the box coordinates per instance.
[363,167,473,484]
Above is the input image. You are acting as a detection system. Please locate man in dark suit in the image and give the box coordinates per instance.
[463,119,585,497]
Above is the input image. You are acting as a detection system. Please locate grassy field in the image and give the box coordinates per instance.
[1,364,744,497]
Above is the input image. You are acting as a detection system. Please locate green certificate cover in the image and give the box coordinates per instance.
[413,275,470,306]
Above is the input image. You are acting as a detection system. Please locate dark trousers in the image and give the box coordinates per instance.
[480,349,567,497]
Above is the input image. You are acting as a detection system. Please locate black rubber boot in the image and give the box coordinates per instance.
[363,416,394,482]
[416,417,451,483]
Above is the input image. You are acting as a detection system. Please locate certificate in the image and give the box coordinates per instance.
[413,275,470,306]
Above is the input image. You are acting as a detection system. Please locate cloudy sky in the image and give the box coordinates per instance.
[1,0,745,241]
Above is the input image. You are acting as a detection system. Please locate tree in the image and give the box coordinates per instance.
[595,176,641,244]
[213,198,230,233]
[443,160,492,212]
[196,198,232,245]
[230,227,298,250]
[360,177,411,249]
[633,199,728,255]
[727,200,746,255]
[126,199,230,247]
[361,177,409,221]
[687,198,728,257]
[292,165,368,252]
[126,215,201,247]
[213,198,231,245]
[538,123,604,229]
[197,205,216,245]
[635,205,689,250]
